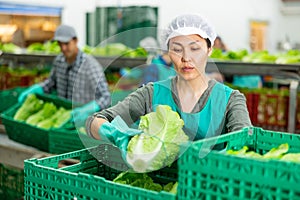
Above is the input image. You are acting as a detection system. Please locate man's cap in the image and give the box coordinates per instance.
[53,25,77,42]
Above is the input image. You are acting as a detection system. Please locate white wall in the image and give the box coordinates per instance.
[99,0,299,52]
[3,0,300,52]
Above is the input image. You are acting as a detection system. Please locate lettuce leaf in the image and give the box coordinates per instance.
[126,105,188,172]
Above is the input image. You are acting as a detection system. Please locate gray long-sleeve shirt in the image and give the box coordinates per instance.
[89,77,252,135]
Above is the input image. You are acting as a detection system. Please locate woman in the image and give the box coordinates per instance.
[86,13,252,154]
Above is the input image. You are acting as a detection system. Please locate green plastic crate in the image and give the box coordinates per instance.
[0,163,24,200]
[24,144,177,200]
[49,125,104,154]
[0,87,28,113]
[178,127,300,200]
[0,93,74,152]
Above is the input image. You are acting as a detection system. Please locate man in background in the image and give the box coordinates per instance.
[18,24,111,127]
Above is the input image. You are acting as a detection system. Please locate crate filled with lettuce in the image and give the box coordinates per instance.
[24,145,178,200]
[177,127,300,200]
[24,105,188,199]
[0,93,73,152]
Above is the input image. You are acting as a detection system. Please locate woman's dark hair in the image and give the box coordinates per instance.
[205,38,212,48]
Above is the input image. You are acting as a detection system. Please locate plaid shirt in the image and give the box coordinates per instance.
[41,50,111,109]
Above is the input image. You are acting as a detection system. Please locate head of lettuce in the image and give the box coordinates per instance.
[126,105,189,173]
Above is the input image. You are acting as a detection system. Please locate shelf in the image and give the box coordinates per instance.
[0,52,55,65]
[95,56,147,69]
[207,60,300,80]
[0,52,147,69]
[1,52,299,76]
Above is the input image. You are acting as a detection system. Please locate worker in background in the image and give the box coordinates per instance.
[18,24,111,127]
[141,49,176,85]
[138,36,176,85]
[213,36,228,52]
[86,13,252,169]
[214,36,262,88]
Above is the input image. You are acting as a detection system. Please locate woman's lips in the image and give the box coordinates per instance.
[182,66,194,72]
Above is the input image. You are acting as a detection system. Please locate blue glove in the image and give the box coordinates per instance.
[18,84,44,103]
[99,115,142,160]
[72,100,100,128]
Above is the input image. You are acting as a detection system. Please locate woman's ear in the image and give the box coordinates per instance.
[208,47,213,56]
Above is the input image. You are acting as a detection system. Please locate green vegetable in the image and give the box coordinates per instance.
[37,107,71,129]
[224,49,248,60]
[226,146,249,155]
[127,105,189,172]
[0,42,21,53]
[210,48,225,60]
[163,182,174,192]
[169,181,178,194]
[82,45,94,54]
[263,143,289,159]
[275,55,300,64]
[26,41,60,54]
[226,146,263,158]
[113,171,162,192]
[43,41,61,54]
[163,181,178,194]
[242,151,263,158]
[242,50,277,63]
[92,43,130,56]
[123,46,148,58]
[26,42,45,53]
[36,117,55,129]
[225,143,300,162]
[113,171,177,193]
[13,94,44,121]
[13,94,72,129]
[52,107,71,128]
[26,102,57,126]
[280,153,300,163]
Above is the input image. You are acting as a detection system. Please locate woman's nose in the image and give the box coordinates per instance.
[181,50,191,62]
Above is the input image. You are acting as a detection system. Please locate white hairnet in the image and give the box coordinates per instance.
[162,13,217,47]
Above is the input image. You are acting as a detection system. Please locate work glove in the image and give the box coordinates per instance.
[99,115,142,161]
[18,84,44,103]
[72,100,100,128]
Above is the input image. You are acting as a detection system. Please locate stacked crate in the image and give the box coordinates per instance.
[23,127,300,199]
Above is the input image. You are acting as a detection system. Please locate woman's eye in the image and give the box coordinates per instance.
[191,47,200,51]
[172,48,182,53]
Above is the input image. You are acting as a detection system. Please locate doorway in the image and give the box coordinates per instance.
[249,20,268,51]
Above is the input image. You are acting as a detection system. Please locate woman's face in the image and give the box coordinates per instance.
[168,34,212,81]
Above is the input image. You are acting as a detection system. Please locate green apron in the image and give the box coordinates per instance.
[152,78,232,140]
